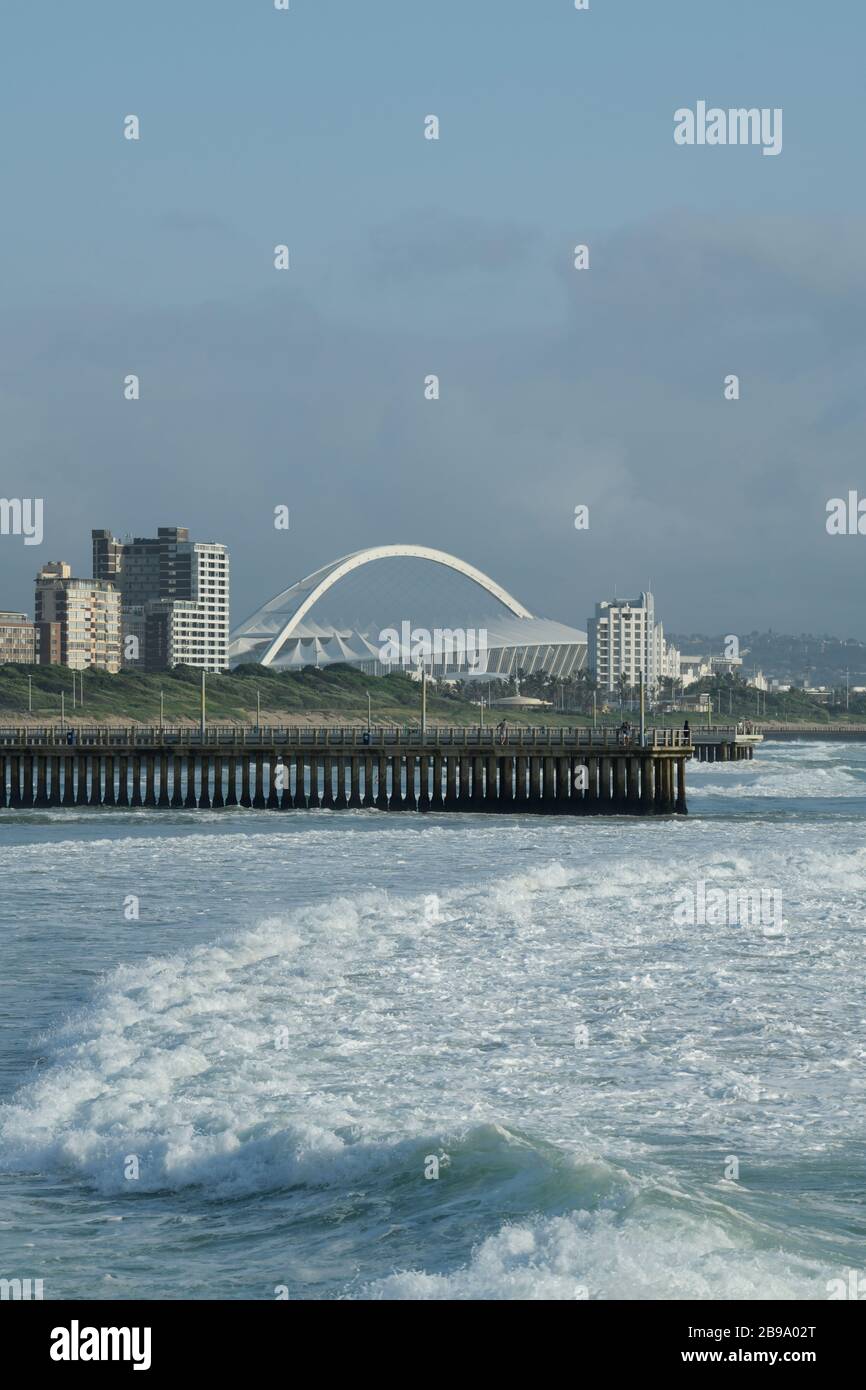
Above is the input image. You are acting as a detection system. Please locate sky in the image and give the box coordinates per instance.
[1,0,865,640]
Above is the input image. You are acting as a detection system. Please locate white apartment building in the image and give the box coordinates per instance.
[679,655,708,689]
[588,592,676,693]
[658,634,681,683]
[680,654,754,689]
[163,542,229,671]
[92,528,229,672]
[35,562,122,672]
[710,654,743,677]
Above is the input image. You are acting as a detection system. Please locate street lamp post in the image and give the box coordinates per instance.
[200,670,206,738]
[639,671,645,746]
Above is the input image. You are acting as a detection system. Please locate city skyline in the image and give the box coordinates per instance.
[6,516,866,680]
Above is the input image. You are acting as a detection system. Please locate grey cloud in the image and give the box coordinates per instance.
[369,208,538,281]
[1,212,864,640]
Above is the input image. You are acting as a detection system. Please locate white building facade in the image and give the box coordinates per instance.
[588,592,677,693]
[92,527,229,672]
[162,542,230,672]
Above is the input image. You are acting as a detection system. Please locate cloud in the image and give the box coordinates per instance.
[157,210,237,237]
[1,211,864,639]
[368,208,538,281]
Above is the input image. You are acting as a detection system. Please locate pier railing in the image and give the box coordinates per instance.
[0,724,694,750]
[0,725,693,814]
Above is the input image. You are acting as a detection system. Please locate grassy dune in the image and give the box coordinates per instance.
[0,663,862,729]
[0,663,483,727]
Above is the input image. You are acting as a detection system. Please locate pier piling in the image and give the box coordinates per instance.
[0,726,712,815]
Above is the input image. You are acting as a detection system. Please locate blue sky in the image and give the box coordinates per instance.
[2,0,865,638]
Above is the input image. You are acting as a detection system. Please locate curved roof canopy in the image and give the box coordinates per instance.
[231,543,535,668]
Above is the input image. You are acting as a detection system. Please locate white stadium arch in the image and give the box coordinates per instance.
[229,543,587,678]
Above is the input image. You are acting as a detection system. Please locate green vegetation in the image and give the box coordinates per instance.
[471,668,866,727]
[1,662,864,728]
[0,663,479,726]
[681,674,866,724]
[670,630,866,691]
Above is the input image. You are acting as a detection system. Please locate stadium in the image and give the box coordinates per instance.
[229,545,587,680]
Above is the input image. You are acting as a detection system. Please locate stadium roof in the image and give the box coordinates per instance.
[229,544,586,672]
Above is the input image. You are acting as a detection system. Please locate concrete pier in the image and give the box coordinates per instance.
[0,726,698,815]
[691,729,762,762]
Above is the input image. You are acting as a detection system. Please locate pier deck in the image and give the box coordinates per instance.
[689,728,763,762]
[0,725,695,815]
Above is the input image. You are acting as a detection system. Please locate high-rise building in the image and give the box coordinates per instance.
[91,530,125,587]
[0,611,37,664]
[659,639,682,684]
[588,592,674,694]
[92,526,188,603]
[35,562,122,672]
[36,621,62,665]
[91,527,229,671]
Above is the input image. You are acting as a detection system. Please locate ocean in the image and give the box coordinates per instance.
[1,739,864,1301]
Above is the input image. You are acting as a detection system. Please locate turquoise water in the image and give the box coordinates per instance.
[1,740,864,1299]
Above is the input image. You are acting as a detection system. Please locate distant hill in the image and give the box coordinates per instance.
[669,631,866,689]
